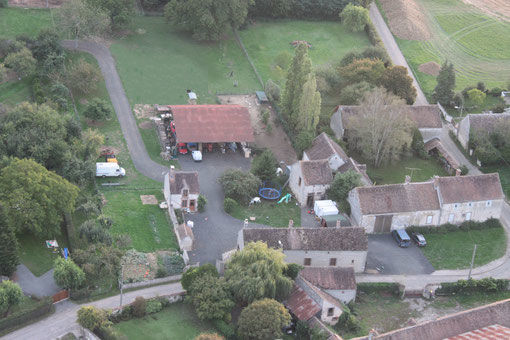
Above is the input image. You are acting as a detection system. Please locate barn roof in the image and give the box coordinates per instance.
[300,267,356,290]
[170,105,254,143]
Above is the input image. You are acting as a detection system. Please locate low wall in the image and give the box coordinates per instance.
[123,274,182,290]
[308,316,342,340]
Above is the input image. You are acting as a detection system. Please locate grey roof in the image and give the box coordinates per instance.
[305,132,349,161]
[436,173,504,204]
[169,171,199,194]
[300,267,356,290]
[300,160,333,186]
[242,227,368,251]
[468,113,510,134]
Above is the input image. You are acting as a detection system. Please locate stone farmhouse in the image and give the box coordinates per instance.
[353,298,510,340]
[330,104,443,142]
[164,167,200,212]
[348,173,504,233]
[238,225,368,272]
[457,113,510,149]
[289,132,371,207]
[286,267,356,326]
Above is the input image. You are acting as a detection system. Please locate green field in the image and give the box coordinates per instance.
[229,196,301,227]
[113,303,213,340]
[387,0,510,98]
[0,8,53,39]
[366,156,449,185]
[0,78,32,106]
[110,16,260,106]
[239,19,372,85]
[421,228,507,269]
[18,233,68,276]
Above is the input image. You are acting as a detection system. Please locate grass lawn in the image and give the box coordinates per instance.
[0,8,53,39]
[239,19,372,86]
[18,233,68,276]
[0,78,33,107]
[366,156,449,185]
[110,16,261,106]
[421,228,507,270]
[138,117,179,168]
[445,96,506,117]
[482,164,510,198]
[113,303,214,340]
[431,290,510,310]
[102,189,178,252]
[383,0,510,98]
[229,197,301,227]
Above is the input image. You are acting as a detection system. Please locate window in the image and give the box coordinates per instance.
[182,189,189,196]
[468,202,472,207]
[298,177,302,186]
[487,200,492,207]
[329,258,337,266]
[181,200,188,208]
[426,215,433,224]
[351,259,354,264]
[466,212,472,221]
[327,308,334,317]
[454,204,459,209]
[304,258,311,266]
[448,213,454,223]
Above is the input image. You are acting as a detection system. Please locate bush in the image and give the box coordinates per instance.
[462,86,476,98]
[213,319,236,339]
[492,104,506,113]
[83,98,112,121]
[0,0,8,8]
[77,306,108,331]
[158,253,185,276]
[405,219,502,235]
[335,307,361,333]
[460,165,469,175]
[131,297,147,318]
[0,297,53,333]
[223,198,237,213]
[365,21,382,46]
[357,282,400,296]
[95,324,125,340]
[284,263,303,280]
[181,264,218,291]
[219,169,261,205]
[477,81,486,92]
[146,299,162,314]
[260,109,270,125]
[265,79,281,103]
[175,209,184,224]
[436,278,509,295]
[198,194,207,212]
[489,87,503,97]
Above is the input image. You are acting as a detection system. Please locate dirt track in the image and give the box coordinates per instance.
[462,0,510,21]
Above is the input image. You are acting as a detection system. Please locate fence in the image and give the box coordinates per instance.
[52,290,69,303]
[232,28,265,88]
[122,274,182,290]
[437,102,453,123]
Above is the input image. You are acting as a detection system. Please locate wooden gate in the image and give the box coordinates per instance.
[374,215,393,233]
[52,290,69,303]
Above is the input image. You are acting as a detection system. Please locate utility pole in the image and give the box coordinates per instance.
[468,244,478,280]
[119,265,124,312]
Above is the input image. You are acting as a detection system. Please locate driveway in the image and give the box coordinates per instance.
[366,234,435,275]
[179,152,269,264]
[13,265,60,298]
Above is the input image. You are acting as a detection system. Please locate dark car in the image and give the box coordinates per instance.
[392,229,411,248]
[411,232,427,247]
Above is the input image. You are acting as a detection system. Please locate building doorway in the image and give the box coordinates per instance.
[189,199,196,212]
[374,215,393,233]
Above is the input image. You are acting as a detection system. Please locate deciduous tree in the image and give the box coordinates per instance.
[0,281,23,317]
[298,73,321,133]
[66,59,101,95]
[340,3,369,32]
[0,205,19,278]
[346,88,414,167]
[84,98,112,121]
[225,241,293,304]
[327,170,362,202]
[4,47,36,78]
[85,0,134,30]
[53,257,86,290]
[338,81,374,105]
[56,0,110,39]
[189,274,235,321]
[237,298,291,340]
[0,158,79,237]
[219,169,261,205]
[433,61,456,106]
[338,58,385,86]
[72,244,123,288]
[467,88,486,107]
[380,65,417,105]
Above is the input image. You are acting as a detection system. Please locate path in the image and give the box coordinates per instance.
[61,40,168,183]
[1,282,184,340]
[369,3,428,105]
[13,265,59,298]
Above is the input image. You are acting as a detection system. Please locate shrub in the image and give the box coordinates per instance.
[219,169,261,205]
[131,297,147,317]
[260,109,270,125]
[436,278,509,295]
[284,263,303,280]
[476,81,486,92]
[0,0,8,8]
[53,258,85,291]
[158,253,185,276]
[181,264,218,291]
[459,165,469,175]
[146,299,162,314]
[237,299,291,340]
[0,297,53,333]
[94,324,125,340]
[357,282,400,296]
[223,198,237,213]
[174,209,184,224]
[335,307,361,333]
[77,306,108,331]
[462,86,476,98]
[489,87,502,97]
[340,4,370,32]
[83,98,112,121]
[213,319,235,339]
[265,79,281,103]
[365,21,382,46]
[198,194,207,212]
[492,104,506,113]
[405,219,501,234]
[251,149,278,182]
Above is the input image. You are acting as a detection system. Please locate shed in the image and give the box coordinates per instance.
[255,91,268,103]
[314,200,339,217]
[320,214,350,227]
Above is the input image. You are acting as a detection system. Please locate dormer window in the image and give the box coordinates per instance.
[182,189,189,196]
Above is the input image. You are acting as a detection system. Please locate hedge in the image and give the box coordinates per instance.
[0,297,53,333]
[213,319,236,340]
[357,282,400,296]
[405,218,502,235]
[436,278,509,296]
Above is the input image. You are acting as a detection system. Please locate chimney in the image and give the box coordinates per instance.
[336,219,341,228]
[288,219,294,228]
[455,168,461,176]
[404,175,411,184]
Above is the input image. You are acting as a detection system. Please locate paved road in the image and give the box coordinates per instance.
[369,3,428,105]
[13,265,59,298]
[2,282,184,340]
[440,127,481,175]
[61,40,168,183]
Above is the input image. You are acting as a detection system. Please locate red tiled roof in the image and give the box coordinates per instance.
[300,160,333,186]
[285,285,321,321]
[446,324,510,340]
[170,105,254,143]
[437,173,504,204]
[300,267,356,290]
[305,132,348,161]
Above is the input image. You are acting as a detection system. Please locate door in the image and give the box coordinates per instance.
[374,215,393,233]
[189,200,196,212]
[306,194,314,208]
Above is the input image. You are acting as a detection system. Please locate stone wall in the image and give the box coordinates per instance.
[123,274,182,290]
[284,250,367,273]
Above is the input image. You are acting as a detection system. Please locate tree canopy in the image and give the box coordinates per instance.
[53,257,86,290]
[340,3,369,32]
[433,61,456,106]
[0,158,79,238]
[237,298,291,340]
[0,204,19,277]
[0,281,23,317]
[224,241,293,304]
[251,149,278,182]
[327,170,362,202]
[219,169,261,205]
[56,0,110,39]
[4,47,36,78]
[189,274,235,322]
[380,65,417,105]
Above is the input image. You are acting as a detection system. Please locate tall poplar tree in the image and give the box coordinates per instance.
[298,73,321,133]
[433,61,456,106]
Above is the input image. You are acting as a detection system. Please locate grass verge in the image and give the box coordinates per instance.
[420,228,507,270]
[0,8,53,39]
[18,233,68,277]
[229,197,301,227]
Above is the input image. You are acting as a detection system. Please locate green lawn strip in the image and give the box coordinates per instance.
[110,16,260,107]
[0,78,33,107]
[113,302,214,340]
[445,96,506,117]
[18,233,68,277]
[229,197,301,228]
[421,228,507,270]
[138,118,180,168]
[432,291,510,311]
[0,8,53,39]
[482,165,510,198]
[239,19,372,86]
[366,157,449,185]
[102,189,177,252]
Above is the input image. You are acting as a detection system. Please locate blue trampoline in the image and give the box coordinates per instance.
[258,181,282,200]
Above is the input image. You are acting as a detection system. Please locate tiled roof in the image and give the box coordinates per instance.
[352,298,510,340]
[300,160,333,186]
[169,171,199,194]
[446,324,510,340]
[424,138,460,169]
[285,285,321,321]
[468,113,510,134]
[300,267,356,290]
[305,132,348,161]
[242,227,368,251]
[339,105,443,129]
[170,105,254,143]
[437,173,504,204]
[355,182,440,215]
[339,158,372,185]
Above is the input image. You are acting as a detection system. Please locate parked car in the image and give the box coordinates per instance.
[177,143,188,154]
[411,232,427,247]
[392,229,411,248]
[192,150,202,162]
[96,162,125,178]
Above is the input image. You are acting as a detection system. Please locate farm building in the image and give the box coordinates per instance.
[457,113,510,150]
[164,167,200,212]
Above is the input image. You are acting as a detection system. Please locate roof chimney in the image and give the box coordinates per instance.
[404,175,411,184]
[288,219,294,228]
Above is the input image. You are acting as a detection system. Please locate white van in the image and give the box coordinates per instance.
[96,162,126,177]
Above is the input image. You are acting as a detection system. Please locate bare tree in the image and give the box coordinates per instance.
[55,0,110,41]
[347,88,414,167]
